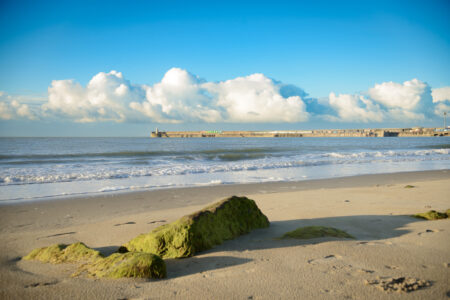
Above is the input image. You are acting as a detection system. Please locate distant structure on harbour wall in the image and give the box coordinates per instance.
[151,127,449,138]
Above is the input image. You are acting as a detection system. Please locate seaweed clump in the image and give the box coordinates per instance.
[412,210,449,220]
[23,242,103,264]
[123,196,270,258]
[279,226,354,240]
[81,252,166,279]
[23,243,166,279]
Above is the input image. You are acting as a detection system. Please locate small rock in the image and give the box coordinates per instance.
[364,276,431,293]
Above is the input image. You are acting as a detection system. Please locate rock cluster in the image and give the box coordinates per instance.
[23,196,269,278]
[365,277,431,293]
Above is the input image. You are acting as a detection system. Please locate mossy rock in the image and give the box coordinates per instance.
[124,196,270,258]
[23,242,103,264]
[24,243,166,279]
[404,185,415,188]
[81,252,166,279]
[412,210,448,220]
[446,209,450,218]
[279,226,355,240]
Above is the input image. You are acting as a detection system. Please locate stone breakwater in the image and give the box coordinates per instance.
[151,127,448,138]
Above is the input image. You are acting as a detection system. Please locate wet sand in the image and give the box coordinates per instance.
[1,170,449,299]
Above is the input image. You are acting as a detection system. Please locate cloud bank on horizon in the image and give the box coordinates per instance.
[1,68,449,125]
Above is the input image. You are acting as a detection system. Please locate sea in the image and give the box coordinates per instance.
[0,137,449,203]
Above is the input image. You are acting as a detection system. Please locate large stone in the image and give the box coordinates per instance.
[23,243,166,279]
[123,196,270,258]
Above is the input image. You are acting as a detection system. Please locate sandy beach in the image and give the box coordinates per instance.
[0,170,449,299]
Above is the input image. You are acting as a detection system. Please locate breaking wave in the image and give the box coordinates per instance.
[1,148,448,186]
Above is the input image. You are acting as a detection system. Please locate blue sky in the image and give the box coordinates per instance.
[0,0,449,136]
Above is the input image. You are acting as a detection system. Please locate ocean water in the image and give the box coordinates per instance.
[0,137,449,202]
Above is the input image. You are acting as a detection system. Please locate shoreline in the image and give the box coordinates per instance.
[1,169,449,299]
[1,169,449,207]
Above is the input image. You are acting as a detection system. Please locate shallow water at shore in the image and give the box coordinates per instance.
[1,137,449,202]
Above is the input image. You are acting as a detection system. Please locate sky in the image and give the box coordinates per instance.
[0,0,449,136]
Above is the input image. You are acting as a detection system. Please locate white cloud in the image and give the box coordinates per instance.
[202,73,308,123]
[431,86,450,116]
[44,71,146,123]
[328,92,384,122]
[368,79,429,110]
[434,103,450,116]
[41,68,309,123]
[130,68,224,123]
[118,68,308,123]
[431,87,450,103]
[325,78,433,122]
[0,102,14,120]
[1,69,448,125]
[0,92,37,120]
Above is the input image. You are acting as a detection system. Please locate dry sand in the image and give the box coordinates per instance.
[0,170,449,299]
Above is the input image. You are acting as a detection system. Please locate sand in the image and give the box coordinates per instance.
[0,170,449,299]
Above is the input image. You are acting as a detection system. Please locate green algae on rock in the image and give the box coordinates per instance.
[279,226,355,240]
[412,210,449,220]
[404,185,415,188]
[23,242,103,264]
[24,242,166,279]
[82,252,166,279]
[124,196,270,258]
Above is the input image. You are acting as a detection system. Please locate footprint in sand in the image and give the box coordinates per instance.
[147,220,166,224]
[14,223,33,228]
[418,229,442,236]
[308,254,343,265]
[24,281,58,288]
[37,232,76,240]
[114,221,136,226]
[385,265,400,270]
[357,269,375,274]
[358,241,393,246]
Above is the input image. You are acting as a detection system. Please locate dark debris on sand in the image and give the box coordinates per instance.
[365,277,431,293]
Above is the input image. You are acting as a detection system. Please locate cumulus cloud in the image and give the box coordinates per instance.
[0,92,37,120]
[328,93,384,123]
[43,68,309,123]
[431,87,450,116]
[1,69,447,125]
[202,73,308,122]
[130,68,224,123]
[44,71,146,123]
[322,78,432,122]
[434,102,450,116]
[368,79,429,110]
[432,87,450,103]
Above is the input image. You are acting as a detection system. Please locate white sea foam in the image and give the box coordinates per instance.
[0,148,448,186]
[0,137,449,201]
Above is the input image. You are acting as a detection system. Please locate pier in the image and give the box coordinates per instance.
[151,127,449,138]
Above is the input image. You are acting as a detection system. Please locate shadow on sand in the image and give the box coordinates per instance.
[162,214,423,278]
